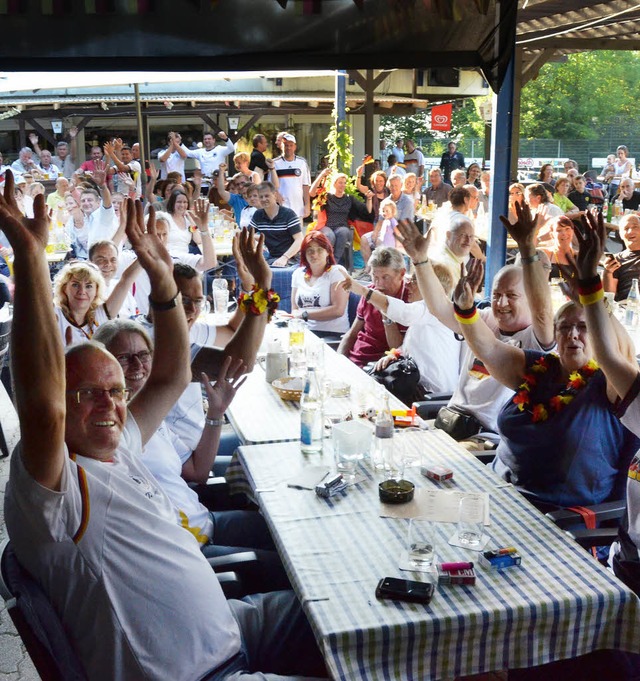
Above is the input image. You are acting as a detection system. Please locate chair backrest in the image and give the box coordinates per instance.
[347,291,360,326]
[0,539,87,681]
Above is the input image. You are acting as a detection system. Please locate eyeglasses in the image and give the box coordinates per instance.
[115,350,152,367]
[181,295,205,310]
[556,322,587,336]
[67,387,131,404]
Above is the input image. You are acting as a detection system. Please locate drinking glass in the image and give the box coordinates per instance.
[408,517,436,569]
[212,279,228,316]
[458,495,483,547]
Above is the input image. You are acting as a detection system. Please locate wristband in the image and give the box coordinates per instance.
[301,310,309,322]
[238,285,280,321]
[520,253,540,264]
[365,289,374,302]
[413,259,429,267]
[577,276,604,306]
[205,417,225,428]
[148,290,180,312]
[453,302,480,325]
[385,348,402,358]
[382,316,395,326]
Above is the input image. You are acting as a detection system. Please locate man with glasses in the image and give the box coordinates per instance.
[2,175,324,680]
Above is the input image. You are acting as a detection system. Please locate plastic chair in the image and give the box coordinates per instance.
[0,539,88,681]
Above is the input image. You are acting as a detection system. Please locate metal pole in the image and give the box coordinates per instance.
[335,69,347,172]
[134,84,147,197]
[484,51,515,293]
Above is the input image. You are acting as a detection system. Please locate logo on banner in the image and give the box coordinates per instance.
[431,103,452,131]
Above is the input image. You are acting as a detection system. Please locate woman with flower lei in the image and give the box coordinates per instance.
[452,252,640,510]
[290,231,349,335]
[574,210,640,597]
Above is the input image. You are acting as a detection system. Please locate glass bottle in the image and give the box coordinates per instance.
[371,388,394,472]
[626,278,639,328]
[300,367,323,454]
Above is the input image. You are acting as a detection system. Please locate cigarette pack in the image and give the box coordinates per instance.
[480,548,522,570]
[421,465,454,482]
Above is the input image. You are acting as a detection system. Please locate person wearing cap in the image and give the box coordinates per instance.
[273,133,311,220]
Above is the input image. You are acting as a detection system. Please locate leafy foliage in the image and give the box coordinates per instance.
[520,51,640,141]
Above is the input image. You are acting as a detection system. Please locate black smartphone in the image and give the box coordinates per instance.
[375,577,434,604]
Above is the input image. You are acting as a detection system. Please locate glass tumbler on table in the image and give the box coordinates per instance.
[408,517,436,569]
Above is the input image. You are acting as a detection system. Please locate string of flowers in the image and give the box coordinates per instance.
[512,353,600,423]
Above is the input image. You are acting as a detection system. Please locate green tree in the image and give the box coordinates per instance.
[520,51,640,140]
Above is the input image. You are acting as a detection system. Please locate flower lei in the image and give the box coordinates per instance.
[238,285,280,321]
[512,353,600,423]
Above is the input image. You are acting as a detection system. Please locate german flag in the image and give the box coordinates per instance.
[362,155,375,165]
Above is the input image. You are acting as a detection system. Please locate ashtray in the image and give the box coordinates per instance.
[378,479,415,504]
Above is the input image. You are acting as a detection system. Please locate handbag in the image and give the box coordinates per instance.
[365,356,420,407]
[434,405,483,441]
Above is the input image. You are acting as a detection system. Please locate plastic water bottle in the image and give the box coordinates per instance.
[300,367,323,454]
[626,278,639,328]
[371,389,394,472]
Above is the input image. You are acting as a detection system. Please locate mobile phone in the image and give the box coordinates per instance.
[375,577,434,604]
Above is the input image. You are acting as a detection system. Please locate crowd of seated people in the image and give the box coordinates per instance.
[4,126,640,681]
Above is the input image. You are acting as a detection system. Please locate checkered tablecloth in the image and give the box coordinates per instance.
[237,431,640,681]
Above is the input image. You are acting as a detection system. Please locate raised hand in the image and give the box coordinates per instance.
[218,163,227,174]
[148,161,159,183]
[499,200,539,248]
[103,141,115,159]
[28,132,39,146]
[191,197,210,230]
[0,171,49,255]
[68,126,78,139]
[92,159,108,187]
[124,202,173,288]
[231,232,254,293]
[453,259,483,310]
[236,227,271,292]
[569,209,607,280]
[395,219,430,262]
[202,357,247,418]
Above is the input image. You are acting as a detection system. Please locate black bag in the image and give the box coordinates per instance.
[365,356,420,407]
[434,405,483,441]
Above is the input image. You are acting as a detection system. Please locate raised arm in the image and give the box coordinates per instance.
[265,158,279,190]
[190,197,218,271]
[103,258,142,318]
[499,201,554,348]
[181,358,246,483]
[0,171,66,489]
[452,260,526,390]
[126,203,191,445]
[216,163,231,203]
[573,211,639,400]
[190,228,271,377]
[28,132,42,158]
[104,141,128,174]
[395,219,458,331]
[309,168,330,198]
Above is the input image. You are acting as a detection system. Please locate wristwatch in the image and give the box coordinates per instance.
[301,310,309,322]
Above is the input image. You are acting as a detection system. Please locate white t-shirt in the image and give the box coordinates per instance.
[186,139,235,179]
[5,415,241,681]
[273,155,311,218]
[160,145,190,180]
[291,266,349,334]
[166,214,193,256]
[54,305,110,346]
[140,420,214,545]
[404,149,424,177]
[448,309,549,431]
[386,297,463,394]
[113,160,142,198]
[105,277,138,318]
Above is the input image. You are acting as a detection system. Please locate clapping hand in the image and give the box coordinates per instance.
[453,259,484,311]
[0,171,48,255]
[201,357,247,419]
[499,201,539,248]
